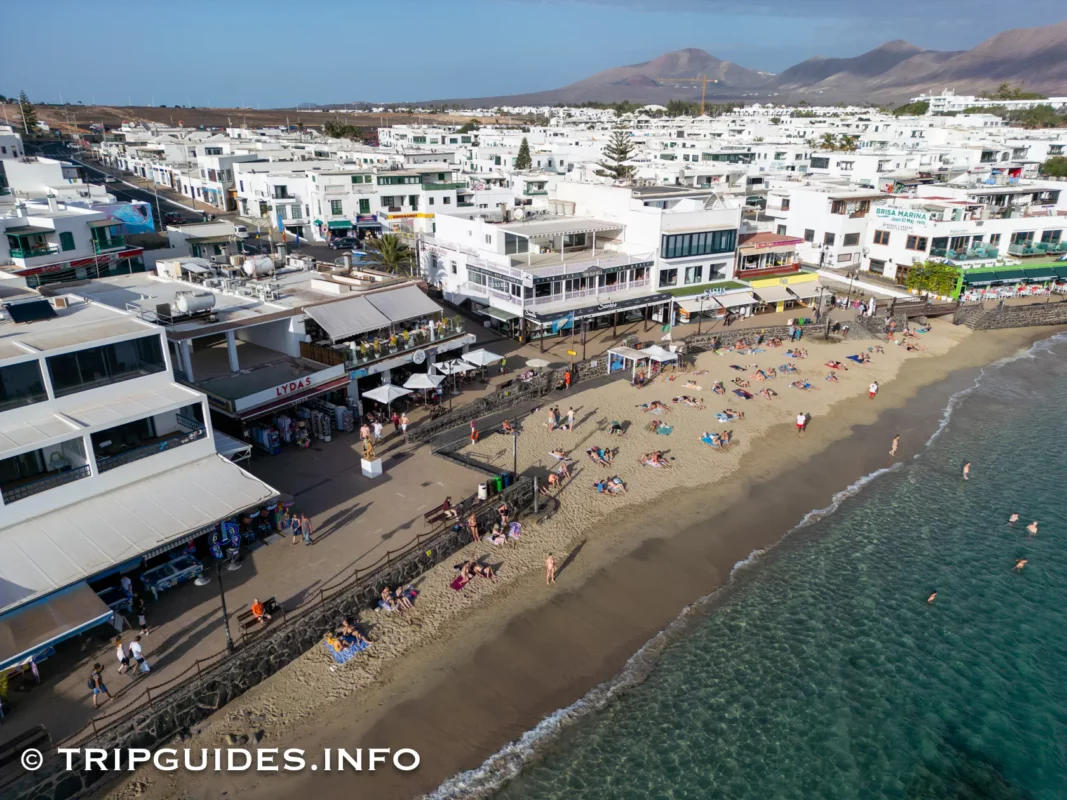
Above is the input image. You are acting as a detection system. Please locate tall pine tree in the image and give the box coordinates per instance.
[18,91,39,133]
[596,126,635,182]
[515,137,532,170]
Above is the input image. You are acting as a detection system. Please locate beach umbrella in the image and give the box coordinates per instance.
[403,373,445,390]
[525,357,550,368]
[362,383,411,411]
[461,348,500,367]
[438,359,475,374]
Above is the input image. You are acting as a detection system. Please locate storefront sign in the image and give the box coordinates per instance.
[525,293,666,324]
[356,214,377,222]
[873,206,929,230]
[275,376,314,397]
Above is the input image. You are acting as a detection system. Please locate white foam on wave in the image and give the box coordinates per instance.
[423,332,1067,800]
[925,331,1067,448]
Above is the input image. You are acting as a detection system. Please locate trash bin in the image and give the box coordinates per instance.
[478,483,488,501]
[502,472,512,488]
[492,476,503,494]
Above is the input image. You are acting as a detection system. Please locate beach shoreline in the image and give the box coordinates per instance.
[106,323,1059,800]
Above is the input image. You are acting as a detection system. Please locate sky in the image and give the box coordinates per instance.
[2,0,1064,107]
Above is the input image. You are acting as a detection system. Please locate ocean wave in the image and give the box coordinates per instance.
[925,331,1067,448]
[424,332,1067,800]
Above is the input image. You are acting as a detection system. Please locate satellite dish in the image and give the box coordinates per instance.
[513,207,525,220]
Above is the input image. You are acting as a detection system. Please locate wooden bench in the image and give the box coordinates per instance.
[423,502,448,527]
[0,724,51,770]
[237,597,278,636]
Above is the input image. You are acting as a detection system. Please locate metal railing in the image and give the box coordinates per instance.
[92,236,125,253]
[527,277,652,306]
[345,318,465,367]
[96,427,206,474]
[422,182,465,191]
[1,464,91,504]
[8,243,60,258]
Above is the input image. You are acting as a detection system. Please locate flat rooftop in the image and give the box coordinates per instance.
[497,217,624,239]
[0,298,156,361]
[631,186,718,198]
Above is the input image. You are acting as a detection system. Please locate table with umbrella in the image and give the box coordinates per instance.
[432,359,475,409]
[403,372,445,406]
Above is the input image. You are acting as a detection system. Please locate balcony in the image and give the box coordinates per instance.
[528,277,652,307]
[1,464,92,504]
[931,246,1000,261]
[422,182,465,191]
[457,202,474,208]
[345,317,466,368]
[92,234,126,253]
[95,425,207,474]
[1008,241,1066,256]
[9,243,60,259]
[523,188,548,196]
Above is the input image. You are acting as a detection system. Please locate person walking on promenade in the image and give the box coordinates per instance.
[89,664,112,708]
[301,513,313,546]
[400,412,410,443]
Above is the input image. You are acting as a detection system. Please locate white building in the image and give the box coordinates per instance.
[0,289,276,671]
[911,89,1067,115]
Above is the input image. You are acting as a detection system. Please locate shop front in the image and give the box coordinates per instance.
[735,233,804,280]
[749,272,823,316]
[524,292,669,354]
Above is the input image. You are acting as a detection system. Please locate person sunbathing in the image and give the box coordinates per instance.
[767,368,777,379]
[597,447,614,465]
[380,587,398,611]
[339,617,369,646]
[683,380,702,390]
[593,479,617,496]
[905,343,926,352]
[647,420,663,433]
[647,400,670,412]
[753,370,767,382]
[825,360,847,371]
[550,448,567,461]
[722,408,744,420]
[556,459,572,479]
[501,419,516,434]
[759,388,778,399]
[768,337,783,347]
[651,451,671,468]
[541,472,562,495]
[702,431,723,447]
[712,381,726,395]
[392,585,414,610]
[683,395,705,409]
[721,430,733,446]
[791,380,820,391]
[733,377,751,388]
[825,371,839,383]
[587,447,610,467]
[609,420,625,436]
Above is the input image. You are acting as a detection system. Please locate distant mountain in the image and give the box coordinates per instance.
[410,21,1067,107]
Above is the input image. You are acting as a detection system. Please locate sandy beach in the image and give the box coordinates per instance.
[106,321,1056,800]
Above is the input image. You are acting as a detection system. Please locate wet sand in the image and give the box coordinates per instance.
[107,324,1056,800]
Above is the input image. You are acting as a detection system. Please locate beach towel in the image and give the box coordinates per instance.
[846,355,864,364]
[508,522,522,540]
[655,425,673,435]
[450,575,469,591]
[716,413,730,422]
[792,382,813,390]
[733,389,753,399]
[701,435,721,448]
[324,638,371,666]
[751,348,765,354]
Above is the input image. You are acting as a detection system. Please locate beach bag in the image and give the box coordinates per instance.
[137,658,150,674]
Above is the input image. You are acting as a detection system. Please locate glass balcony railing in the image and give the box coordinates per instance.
[931,246,999,261]
[422,182,465,191]
[96,426,206,474]
[93,235,126,253]
[524,188,548,196]
[346,318,465,368]
[2,464,91,504]
[9,244,60,259]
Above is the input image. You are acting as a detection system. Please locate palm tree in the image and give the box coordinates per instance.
[819,132,837,151]
[362,234,414,275]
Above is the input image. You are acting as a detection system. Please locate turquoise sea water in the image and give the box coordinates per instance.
[436,334,1067,800]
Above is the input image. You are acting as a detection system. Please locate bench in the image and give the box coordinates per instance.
[237,597,279,636]
[424,502,453,528]
[0,725,51,770]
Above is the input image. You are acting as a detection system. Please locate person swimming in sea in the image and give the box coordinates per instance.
[890,435,899,458]
[1014,558,1028,572]
[1008,513,1019,526]
[962,461,971,481]
[927,590,937,604]
[1027,520,1038,537]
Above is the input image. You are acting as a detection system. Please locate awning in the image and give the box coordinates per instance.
[642,345,677,362]
[479,307,518,322]
[88,219,120,229]
[305,296,392,341]
[962,271,1001,286]
[1024,267,1057,280]
[357,221,382,228]
[608,346,645,361]
[0,583,114,673]
[786,282,825,300]
[739,243,800,256]
[716,291,757,309]
[0,455,277,616]
[753,285,796,304]
[1055,266,1067,279]
[327,220,353,230]
[215,430,252,464]
[365,285,443,323]
[4,225,53,236]
[239,375,350,420]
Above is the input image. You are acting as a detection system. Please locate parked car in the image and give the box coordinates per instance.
[329,236,359,250]
[103,176,117,184]
[163,212,186,225]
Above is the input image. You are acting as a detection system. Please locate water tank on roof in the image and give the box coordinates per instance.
[242,255,274,277]
[174,290,216,315]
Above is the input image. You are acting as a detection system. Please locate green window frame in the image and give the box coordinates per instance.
[359,199,370,214]
[330,200,343,216]
[59,232,76,251]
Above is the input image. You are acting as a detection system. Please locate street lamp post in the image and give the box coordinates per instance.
[215,561,236,654]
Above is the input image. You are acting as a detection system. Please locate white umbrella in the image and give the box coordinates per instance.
[437,359,474,375]
[362,383,412,407]
[403,373,445,390]
[525,358,550,368]
[462,348,500,367]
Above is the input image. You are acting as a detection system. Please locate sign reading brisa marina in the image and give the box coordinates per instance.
[873,206,929,230]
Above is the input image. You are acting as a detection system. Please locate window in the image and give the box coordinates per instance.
[443,197,450,204]
[59,232,75,251]
[777,225,787,236]
[485,235,491,245]
[831,200,847,215]
[989,233,1001,246]
[0,360,48,413]
[810,156,830,169]
[47,336,166,398]
[780,199,790,211]
[659,229,737,259]
[1010,231,1034,245]
[804,229,815,243]
[868,259,886,275]
[239,181,244,192]
[563,232,586,248]
[873,230,890,246]
[684,265,703,285]
[274,185,288,199]
[658,268,678,287]
[409,195,419,209]
[843,233,860,247]
[504,233,529,255]
[905,235,928,252]
[823,232,836,247]
[1041,230,1062,244]
[330,200,343,216]
[429,197,434,206]
[358,199,370,214]
[450,261,457,275]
